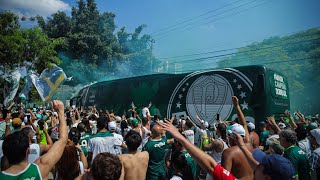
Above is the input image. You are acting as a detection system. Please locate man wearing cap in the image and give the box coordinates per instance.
[259,121,270,147]
[279,129,311,180]
[108,121,124,155]
[131,118,145,151]
[247,121,260,148]
[232,131,295,180]
[87,118,126,164]
[309,129,320,180]
[221,96,254,180]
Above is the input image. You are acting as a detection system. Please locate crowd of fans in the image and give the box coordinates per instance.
[0,96,319,180]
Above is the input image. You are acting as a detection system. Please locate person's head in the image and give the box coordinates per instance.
[259,121,266,130]
[309,129,320,147]
[216,123,227,139]
[81,118,92,133]
[253,149,295,180]
[2,131,29,165]
[247,122,255,133]
[130,118,139,128]
[151,124,163,138]
[171,151,193,180]
[142,117,149,127]
[68,127,80,145]
[12,118,22,129]
[77,122,87,133]
[185,120,193,129]
[97,117,107,131]
[279,129,297,148]
[125,130,142,152]
[295,124,307,141]
[56,140,80,180]
[91,152,122,180]
[108,121,117,133]
[21,127,35,143]
[227,123,245,146]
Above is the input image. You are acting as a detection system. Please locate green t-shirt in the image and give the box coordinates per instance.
[181,150,197,178]
[283,145,311,180]
[259,130,269,145]
[143,136,169,180]
[0,163,42,180]
[79,133,91,157]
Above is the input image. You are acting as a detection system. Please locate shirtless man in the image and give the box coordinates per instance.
[118,130,149,180]
[221,96,254,180]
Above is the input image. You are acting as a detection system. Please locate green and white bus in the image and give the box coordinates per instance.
[71,65,290,127]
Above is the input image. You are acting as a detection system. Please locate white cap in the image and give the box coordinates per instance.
[108,121,117,131]
[204,121,209,128]
[247,122,255,130]
[228,123,246,137]
[278,122,286,129]
[310,129,320,145]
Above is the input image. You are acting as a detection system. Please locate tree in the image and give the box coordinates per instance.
[217,28,320,115]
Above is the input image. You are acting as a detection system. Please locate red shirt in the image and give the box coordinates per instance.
[212,164,236,180]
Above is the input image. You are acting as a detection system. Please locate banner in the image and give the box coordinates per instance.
[30,65,67,101]
[3,68,21,106]
[19,75,33,101]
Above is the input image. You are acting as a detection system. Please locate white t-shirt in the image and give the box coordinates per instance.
[112,132,124,155]
[28,143,40,163]
[182,129,194,145]
[142,107,150,118]
[298,138,312,158]
[88,131,122,163]
[142,127,151,147]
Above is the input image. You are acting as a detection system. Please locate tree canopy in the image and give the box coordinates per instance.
[217,28,320,114]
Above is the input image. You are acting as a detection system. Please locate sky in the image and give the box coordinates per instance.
[0,0,319,61]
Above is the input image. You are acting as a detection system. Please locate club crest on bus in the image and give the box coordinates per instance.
[186,75,233,125]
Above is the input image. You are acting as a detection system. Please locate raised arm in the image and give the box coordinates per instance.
[161,121,217,173]
[232,96,250,143]
[267,117,281,134]
[35,100,68,179]
[232,132,259,170]
[285,110,297,130]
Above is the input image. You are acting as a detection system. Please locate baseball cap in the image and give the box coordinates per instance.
[227,123,245,137]
[204,121,209,128]
[12,118,22,126]
[259,121,266,127]
[108,121,117,131]
[247,122,255,131]
[278,122,286,129]
[310,129,320,145]
[131,118,139,126]
[253,149,295,180]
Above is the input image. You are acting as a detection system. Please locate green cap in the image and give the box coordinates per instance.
[131,118,139,126]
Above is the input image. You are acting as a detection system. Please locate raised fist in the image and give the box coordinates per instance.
[51,100,64,112]
[232,96,239,106]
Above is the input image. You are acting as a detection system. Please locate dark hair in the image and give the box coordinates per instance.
[77,123,86,133]
[142,117,149,126]
[91,153,122,180]
[121,120,128,136]
[171,152,193,180]
[295,125,307,141]
[56,140,80,180]
[185,120,193,129]
[217,123,227,140]
[21,127,34,141]
[279,129,297,144]
[81,118,92,134]
[3,131,29,165]
[69,127,80,145]
[125,130,142,151]
[97,117,107,130]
